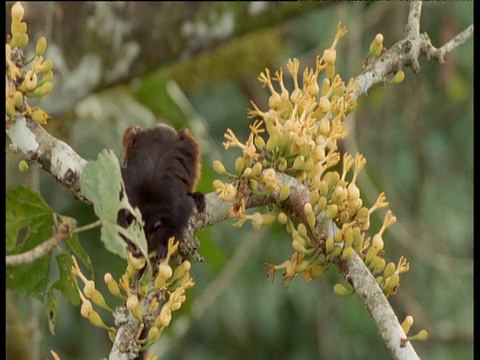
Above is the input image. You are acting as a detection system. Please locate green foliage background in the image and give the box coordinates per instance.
[6,2,472,360]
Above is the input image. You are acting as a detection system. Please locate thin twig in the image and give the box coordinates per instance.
[352,2,473,99]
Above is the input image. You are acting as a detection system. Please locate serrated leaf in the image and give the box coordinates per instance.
[80,149,148,259]
[6,185,54,251]
[66,233,93,276]
[81,149,132,222]
[101,222,129,259]
[6,186,54,300]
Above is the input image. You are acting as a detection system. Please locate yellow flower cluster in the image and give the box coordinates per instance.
[6,2,54,127]
[72,237,195,349]
[213,22,409,294]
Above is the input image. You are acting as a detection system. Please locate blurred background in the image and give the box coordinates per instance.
[6,2,473,360]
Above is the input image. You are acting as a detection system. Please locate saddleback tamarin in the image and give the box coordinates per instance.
[118,123,205,259]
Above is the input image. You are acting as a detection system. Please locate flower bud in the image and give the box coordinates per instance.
[320,78,330,98]
[104,273,122,298]
[323,48,337,65]
[302,268,313,282]
[292,235,307,254]
[347,183,360,200]
[310,259,326,278]
[364,246,379,266]
[235,157,245,174]
[38,60,53,74]
[10,32,22,49]
[319,96,331,113]
[324,204,338,220]
[383,262,396,278]
[255,135,265,150]
[309,190,319,206]
[266,135,278,152]
[158,307,172,328]
[278,133,291,152]
[262,213,276,225]
[326,63,335,79]
[129,254,146,270]
[126,294,139,312]
[383,273,400,293]
[294,259,311,273]
[36,37,47,56]
[269,93,281,109]
[11,2,25,20]
[250,161,263,177]
[326,236,335,254]
[213,160,227,175]
[277,157,288,172]
[147,326,161,343]
[88,310,109,329]
[372,234,384,251]
[158,262,173,280]
[317,196,327,212]
[319,116,330,135]
[301,157,314,172]
[13,91,23,108]
[408,329,428,341]
[23,71,38,91]
[213,179,224,190]
[80,299,93,318]
[401,315,414,335]
[28,81,53,98]
[277,212,288,225]
[390,70,405,84]
[306,211,316,229]
[18,160,30,172]
[279,184,290,202]
[333,283,353,296]
[170,260,191,285]
[341,246,354,261]
[6,97,15,117]
[92,289,112,312]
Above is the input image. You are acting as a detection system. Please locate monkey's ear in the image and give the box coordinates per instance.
[122,125,142,161]
[177,127,192,139]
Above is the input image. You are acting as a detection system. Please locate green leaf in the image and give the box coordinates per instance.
[6,185,54,251]
[81,149,149,259]
[52,253,81,306]
[44,288,58,335]
[81,149,130,223]
[66,233,93,276]
[6,185,54,300]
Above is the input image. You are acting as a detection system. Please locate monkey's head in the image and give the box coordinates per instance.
[122,124,177,167]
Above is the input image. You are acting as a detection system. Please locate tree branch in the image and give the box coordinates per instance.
[335,254,418,359]
[6,116,89,202]
[352,1,473,99]
[188,172,420,359]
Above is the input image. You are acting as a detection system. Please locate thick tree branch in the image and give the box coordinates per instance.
[6,116,89,202]
[335,255,418,359]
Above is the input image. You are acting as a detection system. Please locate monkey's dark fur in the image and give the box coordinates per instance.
[118,123,205,259]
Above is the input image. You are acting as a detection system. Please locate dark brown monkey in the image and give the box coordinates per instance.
[118,123,205,259]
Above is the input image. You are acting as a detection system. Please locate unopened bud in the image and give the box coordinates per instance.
[35,37,47,56]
